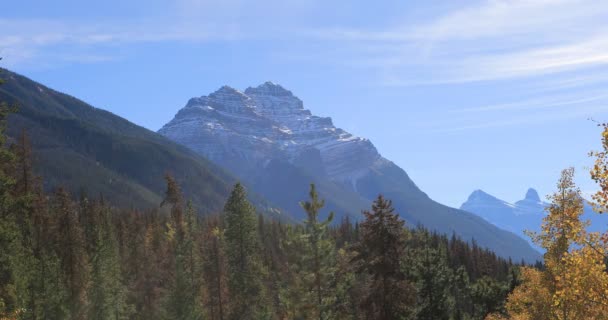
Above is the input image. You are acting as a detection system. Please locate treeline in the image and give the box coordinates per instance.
[0,118,522,319]
[0,73,523,319]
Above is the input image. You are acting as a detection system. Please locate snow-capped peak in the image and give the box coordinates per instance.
[159,82,383,186]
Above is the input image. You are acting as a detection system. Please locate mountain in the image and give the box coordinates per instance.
[0,68,276,214]
[461,188,608,250]
[159,82,541,262]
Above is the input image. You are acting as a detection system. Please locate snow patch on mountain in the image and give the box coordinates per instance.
[461,188,608,251]
[159,82,383,186]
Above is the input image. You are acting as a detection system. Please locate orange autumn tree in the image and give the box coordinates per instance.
[488,128,608,319]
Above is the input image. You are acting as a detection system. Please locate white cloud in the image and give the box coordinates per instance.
[410,0,608,42]
[453,91,608,113]
[459,35,608,81]
[300,0,608,85]
[425,104,608,134]
[0,17,245,67]
[3,0,608,86]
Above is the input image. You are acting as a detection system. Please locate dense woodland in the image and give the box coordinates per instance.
[4,75,608,320]
[0,87,523,319]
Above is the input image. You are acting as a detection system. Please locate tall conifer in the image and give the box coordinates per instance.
[352,195,415,319]
[223,183,266,319]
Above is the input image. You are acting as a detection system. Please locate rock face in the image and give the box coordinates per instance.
[461,188,607,251]
[160,82,381,189]
[160,82,542,262]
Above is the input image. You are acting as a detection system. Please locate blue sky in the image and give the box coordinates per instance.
[2,0,608,207]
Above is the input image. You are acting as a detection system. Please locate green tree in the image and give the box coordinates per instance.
[411,244,454,320]
[298,184,336,320]
[0,64,30,318]
[329,247,360,320]
[53,188,91,319]
[202,218,227,320]
[162,175,204,320]
[352,195,415,320]
[470,276,507,318]
[88,203,133,319]
[30,194,70,320]
[223,183,266,319]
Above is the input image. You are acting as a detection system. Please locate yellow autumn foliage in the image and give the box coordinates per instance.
[487,123,608,320]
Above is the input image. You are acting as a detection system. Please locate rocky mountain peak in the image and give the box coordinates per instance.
[157,80,543,262]
[160,81,382,184]
[184,85,256,115]
[468,190,498,202]
[209,85,250,102]
[524,188,541,202]
[245,81,295,97]
[245,82,305,116]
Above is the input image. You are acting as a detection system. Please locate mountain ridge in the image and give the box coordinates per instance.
[0,68,282,216]
[160,82,542,262]
[0,68,541,262]
[461,188,608,250]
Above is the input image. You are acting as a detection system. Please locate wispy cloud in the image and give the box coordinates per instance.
[453,92,608,113]
[424,104,608,134]
[0,17,239,68]
[0,0,323,67]
[301,0,608,85]
[4,0,608,87]
[410,0,608,43]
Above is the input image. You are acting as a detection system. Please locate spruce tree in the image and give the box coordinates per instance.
[161,175,204,320]
[278,224,308,318]
[330,248,359,320]
[411,244,454,320]
[53,188,91,319]
[0,69,31,318]
[352,195,415,319]
[88,203,133,319]
[202,217,227,320]
[223,183,266,319]
[299,184,336,320]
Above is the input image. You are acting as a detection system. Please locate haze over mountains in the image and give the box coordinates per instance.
[0,67,543,261]
[461,188,608,250]
[160,81,541,262]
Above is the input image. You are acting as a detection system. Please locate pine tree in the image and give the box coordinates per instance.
[53,188,91,319]
[352,195,415,319]
[298,183,336,320]
[329,247,360,320]
[19,133,70,320]
[223,183,266,319]
[202,217,227,320]
[470,276,507,319]
[137,212,170,319]
[451,266,472,318]
[161,175,204,320]
[411,243,454,320]
[88,202,133,319]
[278,224,308,318]
[0,75,32,318]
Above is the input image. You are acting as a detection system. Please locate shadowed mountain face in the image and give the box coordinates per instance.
[160,82,541,262]
[0,68,280,215]
[461,188,608,250]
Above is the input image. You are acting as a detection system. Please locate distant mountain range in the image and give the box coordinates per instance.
[159,82,541,262]
[461,188,608,250]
